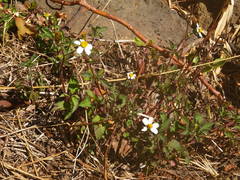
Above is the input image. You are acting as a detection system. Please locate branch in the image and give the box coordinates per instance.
[50,0,226,105]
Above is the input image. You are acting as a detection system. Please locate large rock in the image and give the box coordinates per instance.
[33,0,190,47]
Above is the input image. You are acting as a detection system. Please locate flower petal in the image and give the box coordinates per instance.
[142,118,150,125]
[85,44,92,55]
[74,40,80,45]
[127,72,136,80]
[150,127,158,134]
[152,122,159,129]
[141,126,148,132]
[76,46,84,54]
[148,117,154,124]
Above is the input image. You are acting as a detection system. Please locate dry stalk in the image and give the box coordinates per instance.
[1,161,47,180]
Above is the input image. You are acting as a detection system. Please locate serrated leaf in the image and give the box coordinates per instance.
[64,95,80,120]
[79,96,91,108]
[54,100,65,110]
[68,78,79,94]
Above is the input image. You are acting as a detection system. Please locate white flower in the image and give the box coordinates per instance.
[196,23,203,38]
[74,39,93,55]
[14,12,20,17]
[127,72,136,80]
[141,117,159,134]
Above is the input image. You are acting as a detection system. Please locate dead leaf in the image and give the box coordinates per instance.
[111,137,132,157]
[15,17,34,40]
[55,12,67,20]
[0,100,12,109]
[94,87,107,96]
[224,163,237,172]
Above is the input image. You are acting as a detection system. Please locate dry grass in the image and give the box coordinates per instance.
[0,1,240,180]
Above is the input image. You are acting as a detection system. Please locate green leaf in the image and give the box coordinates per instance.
[91,26,107,38]
[86,90,96,99]
[134,37,146,46]
[131,137,139,142]
[117,94,127,108]
[194,113,204,124]
[79,96,91,108]
[224,131,234,138]
[166,139,189,159]
[94,125,106,140]
[211,58,225,68]
[160,113,170,132]
[39,27,54,39]
[20,55,39,67]
[126,120,133,127]
[92,115,101,123]
[234,125,240,130]
[82,71,93,81]
[97,69,105,78]
[123,132,129,138]
[68,78,79,94]
[202,58,226,73]
[181,117,190,135]
[192,56,199,64]
[199,122,213,133]
[202,65,213,73]
[167,139,182,152]
[64,95,80,120]
[54,100,65,110]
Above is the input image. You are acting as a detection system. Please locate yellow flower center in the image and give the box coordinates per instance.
[129,73,134,78]
[44,13,51,18]
[197,27,203,33]
[147,124,153,129]
[81,41,88,48]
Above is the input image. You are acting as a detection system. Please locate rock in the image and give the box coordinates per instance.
[31,0,191,47]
